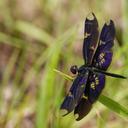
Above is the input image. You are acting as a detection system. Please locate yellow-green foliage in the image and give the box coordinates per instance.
[0,0,128,128]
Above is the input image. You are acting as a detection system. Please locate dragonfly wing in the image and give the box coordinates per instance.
[74,72,105,120]
[83,12,99,65]
[87,72,105,103]
[74,98,92,121]
[60,71,89,116]
[93,20,115,70]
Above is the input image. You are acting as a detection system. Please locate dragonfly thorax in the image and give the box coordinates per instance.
[70,64,94,75]
[78,65,96,74]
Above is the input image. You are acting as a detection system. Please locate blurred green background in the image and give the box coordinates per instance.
[0,0,128,128]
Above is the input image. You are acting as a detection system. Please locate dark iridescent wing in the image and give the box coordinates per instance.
[83,13,99,65]
[60,71,89,115]
[74,98,92,121]
[92,20,115,70]
[74,72,105,120]
[88,72,105,103]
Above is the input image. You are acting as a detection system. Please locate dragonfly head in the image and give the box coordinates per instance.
[77,65,92,74]
[70,65,78,74]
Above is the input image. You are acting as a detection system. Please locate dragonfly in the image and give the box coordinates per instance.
[60,13,126,121]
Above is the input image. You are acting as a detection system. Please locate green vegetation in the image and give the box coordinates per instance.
[0,0,127,128]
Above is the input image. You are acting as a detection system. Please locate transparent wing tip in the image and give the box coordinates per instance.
[86,12,95,20]
[60,109,68,116]
[74,113,79,120]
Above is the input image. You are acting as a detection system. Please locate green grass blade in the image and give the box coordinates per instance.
[0,32,27,49]
[99,95,128,118]
[15,20,54,46]
[36,26,77,128]
[53,69,73,81]
[0,32,39,54]
[1,50,19,87]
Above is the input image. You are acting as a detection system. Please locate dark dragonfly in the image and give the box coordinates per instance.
[60,13,126,121]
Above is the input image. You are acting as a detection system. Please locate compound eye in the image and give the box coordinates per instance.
[70,65,78,74]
